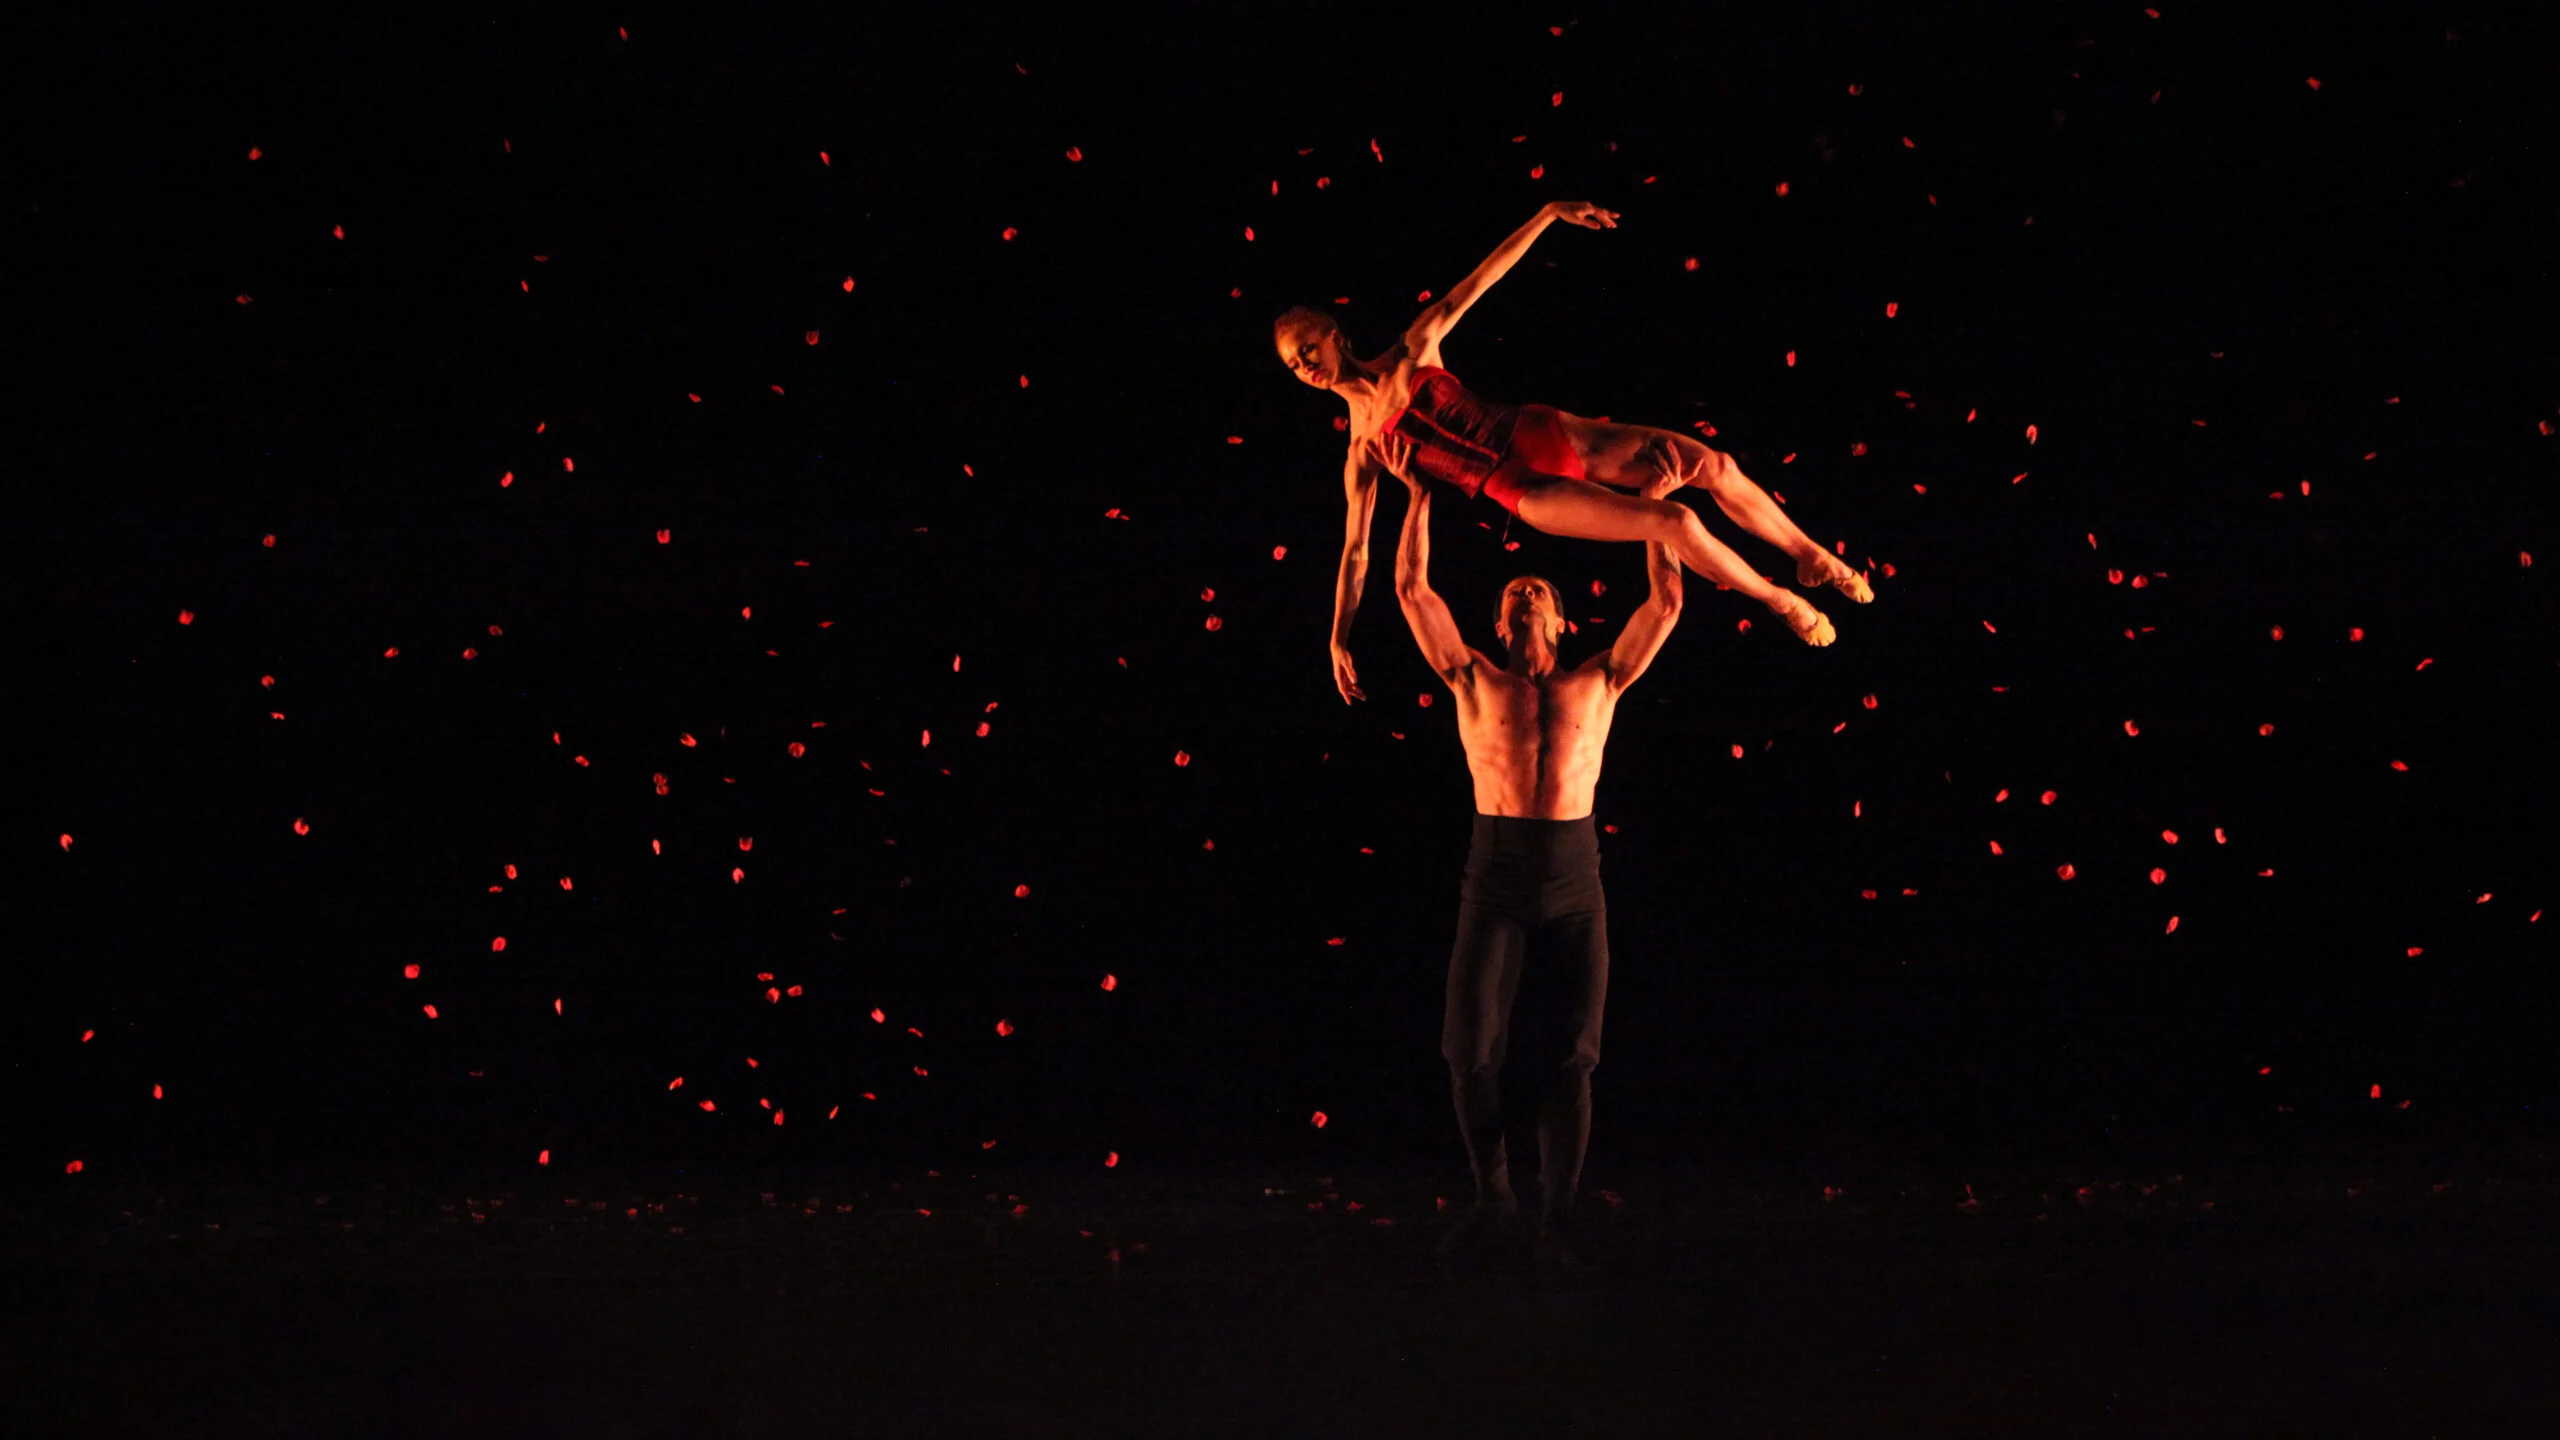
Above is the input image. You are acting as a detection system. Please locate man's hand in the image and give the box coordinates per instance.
[1547,200,1620,230]
[1637,437,1687,499]
[1331,643,1367,704]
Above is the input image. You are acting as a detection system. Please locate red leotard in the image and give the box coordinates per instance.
[1380,366,1585,516]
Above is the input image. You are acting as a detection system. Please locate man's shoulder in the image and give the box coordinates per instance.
[1553,655,1634,702]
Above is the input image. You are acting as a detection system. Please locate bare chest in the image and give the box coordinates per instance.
[1463,670,1612,749]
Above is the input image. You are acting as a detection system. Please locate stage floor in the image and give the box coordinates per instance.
[5,1149,2553,1436]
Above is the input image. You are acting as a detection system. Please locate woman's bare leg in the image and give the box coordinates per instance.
[1555,417,1874,604]
[1686,445,1873,603]
[1513,480,1835,645]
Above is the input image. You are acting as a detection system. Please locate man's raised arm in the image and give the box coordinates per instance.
[1592,467,1686,692]
[1393,477,1477,688]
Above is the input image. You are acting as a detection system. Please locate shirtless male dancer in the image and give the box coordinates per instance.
[1389,460,1684,1273]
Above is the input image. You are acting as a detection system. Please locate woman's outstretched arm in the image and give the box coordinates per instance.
[1330,450,1380,704]
[1405,201,1619,351]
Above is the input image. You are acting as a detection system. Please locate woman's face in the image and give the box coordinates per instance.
[1277,324,1341,388]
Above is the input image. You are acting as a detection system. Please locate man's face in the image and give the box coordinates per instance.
[1277,324,1340,388]
[1497,577,1563,647]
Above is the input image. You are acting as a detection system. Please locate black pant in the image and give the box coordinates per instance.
[1442,814,1609,1227]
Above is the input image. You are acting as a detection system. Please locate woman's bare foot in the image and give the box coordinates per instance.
[1797,549,1875,605]
[1767,592,1837,647]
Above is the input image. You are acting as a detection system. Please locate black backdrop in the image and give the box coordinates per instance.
[15,3,2559,1188]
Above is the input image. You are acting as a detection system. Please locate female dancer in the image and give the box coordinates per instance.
[1279,200,1874,705]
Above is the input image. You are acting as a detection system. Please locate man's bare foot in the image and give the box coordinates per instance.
[1436,1199,1525,1265]
[1767,592,1836,647]
[1531,1224,1595,1274]
[1797,550,1874,605]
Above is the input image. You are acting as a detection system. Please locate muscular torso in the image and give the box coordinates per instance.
[1450,655,1621,820]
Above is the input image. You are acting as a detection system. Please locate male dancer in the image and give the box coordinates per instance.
[1389,463,1684,1271]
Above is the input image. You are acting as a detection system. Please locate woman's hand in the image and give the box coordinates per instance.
[1547,200,1620,230]
[1331,643,1368,705]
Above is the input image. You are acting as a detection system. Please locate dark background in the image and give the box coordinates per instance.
[13,2,2558,1191]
